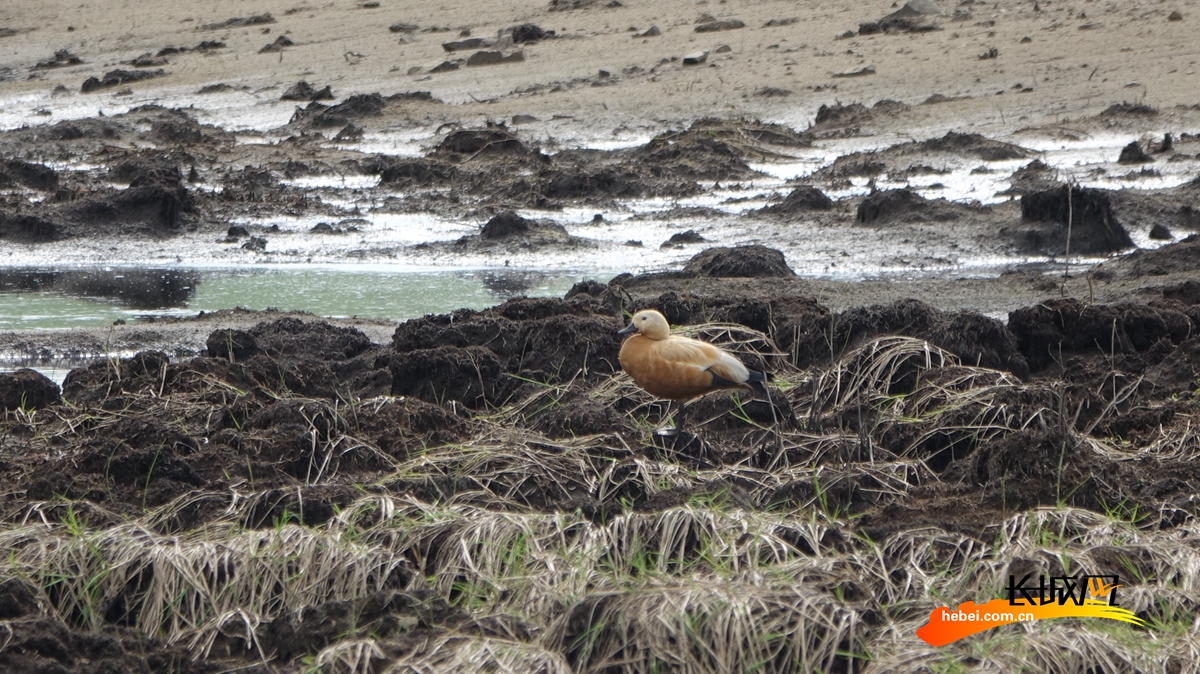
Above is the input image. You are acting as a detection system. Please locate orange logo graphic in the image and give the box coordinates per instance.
[917,574,1145,646]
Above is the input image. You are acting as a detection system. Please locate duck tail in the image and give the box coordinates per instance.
[747,369,772,395]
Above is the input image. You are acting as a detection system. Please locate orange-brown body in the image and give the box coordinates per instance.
[618,310,766,402]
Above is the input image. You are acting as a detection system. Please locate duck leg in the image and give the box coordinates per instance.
[656,400,684,437]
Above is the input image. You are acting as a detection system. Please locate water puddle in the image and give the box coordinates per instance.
[0,266,603,330]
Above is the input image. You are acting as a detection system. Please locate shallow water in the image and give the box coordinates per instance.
[0,266,599,330]
[2,83,1198,338]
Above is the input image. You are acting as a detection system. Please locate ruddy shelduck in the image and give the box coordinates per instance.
[618,309,770,431]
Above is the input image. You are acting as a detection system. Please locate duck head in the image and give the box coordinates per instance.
[618,309,671,340]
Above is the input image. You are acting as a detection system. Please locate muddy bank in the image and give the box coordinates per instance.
[4,103,1197,276]
[3,241,1200,671]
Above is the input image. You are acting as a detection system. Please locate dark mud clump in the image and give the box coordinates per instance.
[1020,185,1135,254]
[480,210,533,239]
[33,49,85,69]
[437,124,532,157]
[752,185,834,218]
[2,148,196,239]
[385,345,506,407]
[1005,159,1057,195]
[856,188,977,224]
[389,296,622,406]
[510,23,553,43]
[379,159,457,187]
[915,131,1029,161]
[815,102,870,126]
[1008,298,1192,373]
[446,211,574,251]
[81,68,166,93]
[368,118,800,207]
[1117,141,1153,164]
[660,229,707,247]
[281,81,334,101]
[291,93,388,128]
[784,297,1030,378]
[0,214,60,242]
[0,158,58,191]
[816,132,1028,180]
[201,13,275,30]
[1099,102,1159,118]
[858,1,941,35]
[0,369,60,410]
[682,245,796,278]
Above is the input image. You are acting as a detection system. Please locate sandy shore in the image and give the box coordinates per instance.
[3,0,1198,134]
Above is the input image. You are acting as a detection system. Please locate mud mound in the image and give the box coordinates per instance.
[752,186,834,218]
[261,591,470,662]
[856,189,969,224]
[635,133,750,181]
[813,102,872,129]
[280,81,334,102]
[437,125,531,157]
[785,298,1029,377]
[206,328,258,361]
[1145,337,1200,397]
[81,68,166,92]
[71,179,192,232]
[817,132,1028,181]
[928,312,1030,378]
[480,211,533,239]
[1118,141,1153,164]
[1020,185,1135,254]
[1099,102,1158,118]
[0,158,58,191]
[454,212,572,249]
[379,160,457,187]
[510,23,552,43]
[247,317,374,361]
[681,245,795,278]
[951,429,1144,511]
[528,392,631,437]
[0,214,61,242]
[62,350,169,405]
[549,0,612,10]
[347,397,468,459]
[1008,298,1193,372]
[914,131,1029,161]
[859,1,941,35]
[109,155,184,185]
[0,369,60,410]
[291,93,387,128]
[1095,235,1200,279]
[1005,159,1057,195]
[200,13,274,30]
[539,166,676,199]
[390,297,622,403]
[0,611,203,674]
[385,345,506,407]
[64,321,388,405]
[1163,279,1200,305]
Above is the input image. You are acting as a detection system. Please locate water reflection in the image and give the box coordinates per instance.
[0,266,602,330]
[0,268,198,309]
[479,270,539,298]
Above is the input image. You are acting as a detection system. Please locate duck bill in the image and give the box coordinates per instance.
[617,323,638,335]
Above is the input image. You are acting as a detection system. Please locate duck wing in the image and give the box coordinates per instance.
[654,336,751,384]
